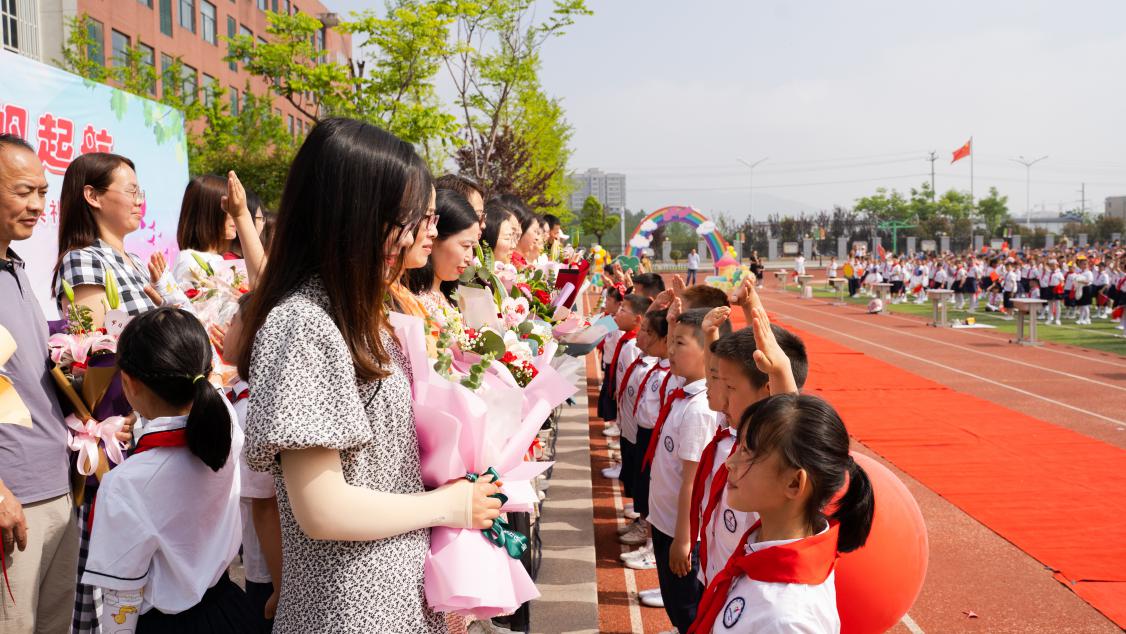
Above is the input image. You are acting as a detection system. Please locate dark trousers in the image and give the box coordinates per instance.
[634,428,653,517]
[620,437,636,498]
[245,580,275,633]
[652,528,702,634]
[847,277,860,297]
[686,269,698,285]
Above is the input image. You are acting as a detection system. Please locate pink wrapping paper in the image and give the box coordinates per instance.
[390,312,576,618]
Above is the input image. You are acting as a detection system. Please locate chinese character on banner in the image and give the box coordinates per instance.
[79,125,114,154]
[0,104,29,138]
[36,113,75,175]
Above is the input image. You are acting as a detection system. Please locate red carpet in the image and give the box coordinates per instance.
[733,311,1126,627]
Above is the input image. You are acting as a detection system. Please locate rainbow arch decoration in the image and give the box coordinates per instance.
[626,205,732,261]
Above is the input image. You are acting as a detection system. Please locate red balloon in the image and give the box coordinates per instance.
[835,452,928,634]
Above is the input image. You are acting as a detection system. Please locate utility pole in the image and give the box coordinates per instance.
[926,151,938,201]
[736,157,769,221]
[1078,183,1086,214]
[1009,155,1048,229]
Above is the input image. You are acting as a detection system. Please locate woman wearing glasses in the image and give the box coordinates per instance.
[53,152,161,633]
[53,152,161,328]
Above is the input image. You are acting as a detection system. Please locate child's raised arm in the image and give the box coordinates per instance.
[729,275,764,326]
[750,305,798,395]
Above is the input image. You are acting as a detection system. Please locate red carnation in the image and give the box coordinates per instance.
[501,351,518,364]
[185,288,200,299]
[533,290,551,305]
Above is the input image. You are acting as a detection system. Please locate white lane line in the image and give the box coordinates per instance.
[767,310,1126,429]
[769,295,1126,395]
[901,613,926,634]
[606,447,644,632]
[858,302,1126,369]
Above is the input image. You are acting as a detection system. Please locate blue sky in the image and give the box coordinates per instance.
[328,0,1126,221]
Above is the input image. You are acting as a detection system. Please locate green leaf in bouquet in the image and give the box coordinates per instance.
[459,267,478,284]
[62,279,76,305]
[476,330,506,356]
[516,321,534,335]
[190,251,215,277]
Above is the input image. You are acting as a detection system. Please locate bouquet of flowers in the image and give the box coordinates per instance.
[180,254,249,384]
[49,278,132,495]
[453,320,554,388]
[390,312,576,618]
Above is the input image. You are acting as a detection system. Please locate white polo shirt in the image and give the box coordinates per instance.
[600,329,622,370]
[617,355,654,444]
[82,406,244,615]
[647,379,717,538]
[635,361,672,431]
[714,523,839,633]
[231,379,276,585]
[697,418,757,587]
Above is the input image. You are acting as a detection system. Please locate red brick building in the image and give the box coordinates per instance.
[3,0,350,137]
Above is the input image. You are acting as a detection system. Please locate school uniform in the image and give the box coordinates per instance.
[695,521,840,634]
[229,379,278,632]
[597,329,635,422]
[1002,270,1018,309]
[633,361,674,518]
[617,354,654,499]
[1076,270,1094,306]
[81,403,252,632]
[645,379,717,633]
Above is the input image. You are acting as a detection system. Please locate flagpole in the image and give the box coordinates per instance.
[970,136,974,208]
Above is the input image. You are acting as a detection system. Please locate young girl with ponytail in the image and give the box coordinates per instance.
[689,392,875,633]
[81,307,252,632]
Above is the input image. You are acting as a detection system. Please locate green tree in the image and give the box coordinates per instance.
[976,187,1010,237]
[907,182,937,222]
[579,195,618,245]
[936,188,974,221]
[854,188,910,223]
[58,14,295,207]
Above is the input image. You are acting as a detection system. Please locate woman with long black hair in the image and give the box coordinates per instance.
[234,118,501,633]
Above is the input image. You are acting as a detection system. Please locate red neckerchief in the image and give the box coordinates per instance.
[605,329,638,395]
[698,440,741,577]
[641,387,687,469]
[657,369,676,409]
[632,362,668,416]
[691,426,728,542]
[226,387,250,404]
[617,356,647,404]
[87,428,189,534]
[689,520,841,634]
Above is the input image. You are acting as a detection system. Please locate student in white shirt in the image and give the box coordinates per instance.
[1047,261,1065,325]
[82,307,253,632]
[691,391,875,634]
[1075,260,1095,324]
[647,308,719,632]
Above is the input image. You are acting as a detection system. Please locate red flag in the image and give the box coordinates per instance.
[951,138,972,163]
[877,244,886,260]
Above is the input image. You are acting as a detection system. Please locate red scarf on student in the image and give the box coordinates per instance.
[87,428,189,533]
[641,387,687,469]
[690,427,729,542]
[689,520,841,634]
[617,356,647,404]
[632,362,668,416]
[605,329,637,396]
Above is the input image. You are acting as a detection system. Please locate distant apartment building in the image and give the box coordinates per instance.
[1106,196,1126,221]
[2,0,350,138]
[570,167,626,212]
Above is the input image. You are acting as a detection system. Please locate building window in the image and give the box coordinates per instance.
[179,0,195,33]
[138,42,156,94]
[229,86,239,115]
[1,0,17,52]
[201,74,215,106]
[110,30,130,66]
[287,114,294,136]
[181,64,197,103]
[160,53,174,97]
[226,16,236,70]
[257,0,268,10]
[86,18,104,66]
[282,0,290,14]
[200,1,216,44]
[159,0,173,36]
[138,0,153,7]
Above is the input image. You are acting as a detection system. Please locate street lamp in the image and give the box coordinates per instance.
[1009,155,1048,229]
[736,157,769,220]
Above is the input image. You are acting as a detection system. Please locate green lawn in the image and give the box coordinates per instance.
[794,284,1126,356]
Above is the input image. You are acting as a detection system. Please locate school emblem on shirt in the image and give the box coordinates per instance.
[664,436,674,452]
[724,509,737,533]
[723,596,746,628]
[628,386,636,398]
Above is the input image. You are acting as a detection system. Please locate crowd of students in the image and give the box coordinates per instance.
[834,245,1126,328]
[595,269,875,633]
[0,119,564,634]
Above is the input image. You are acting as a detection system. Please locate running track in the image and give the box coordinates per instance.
[587,283,1125,633]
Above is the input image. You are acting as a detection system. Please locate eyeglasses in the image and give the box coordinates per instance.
[110,187,146,204]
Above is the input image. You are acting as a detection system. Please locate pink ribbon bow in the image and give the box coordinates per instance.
[66,415,128,475]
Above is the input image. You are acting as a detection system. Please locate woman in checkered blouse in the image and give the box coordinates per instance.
[52,152,162,634]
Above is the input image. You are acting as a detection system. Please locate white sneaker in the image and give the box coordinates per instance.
[623,502,633,514]
[625,550,657,570]
[623,507,641,520]
[639,588,665,606]
[602,424,621,438]
[1055,320,1062,326]
[620,544,652,561]
[619,522,649,545]
[638,588,662,601]
[601,463,622,479]
[607,439,620,450]
[618,521,639,536]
